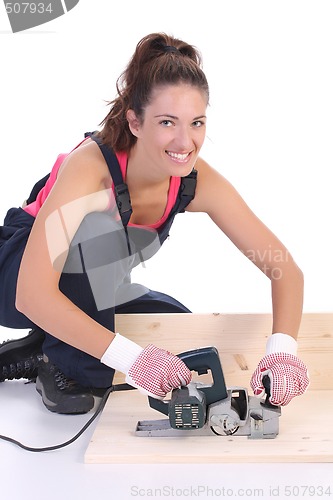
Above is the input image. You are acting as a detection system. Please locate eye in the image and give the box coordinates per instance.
[160,119,173,127]
[192,120,205,128]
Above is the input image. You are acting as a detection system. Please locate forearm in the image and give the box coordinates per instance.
[16,286,192,399]
[270,260,304,340]
[16,288,115,359]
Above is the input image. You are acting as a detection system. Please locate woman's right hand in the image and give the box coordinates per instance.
[126,344,192,399]
[101,334,192,399]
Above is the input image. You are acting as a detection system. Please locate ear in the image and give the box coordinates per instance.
[126,109,141,137]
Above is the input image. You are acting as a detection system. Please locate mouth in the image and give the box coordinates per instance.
[166,150,192,163]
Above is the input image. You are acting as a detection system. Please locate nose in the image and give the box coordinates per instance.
[174,126,193,151]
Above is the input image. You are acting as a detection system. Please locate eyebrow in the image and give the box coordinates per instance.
[154,114,207,120]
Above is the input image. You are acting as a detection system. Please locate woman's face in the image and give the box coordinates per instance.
[128,83,208,179]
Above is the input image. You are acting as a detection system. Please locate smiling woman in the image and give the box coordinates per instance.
[0,32,309,415]
[125,84,207,182]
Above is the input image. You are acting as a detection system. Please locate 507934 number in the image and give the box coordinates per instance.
[5,3,53,14]
[284,485,332,497]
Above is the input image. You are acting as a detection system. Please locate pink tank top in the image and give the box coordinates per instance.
[23,139,181,229]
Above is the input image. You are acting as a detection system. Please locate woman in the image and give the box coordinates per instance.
[0,33,309,414]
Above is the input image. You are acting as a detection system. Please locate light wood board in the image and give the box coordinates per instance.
[85,389,333,463]
[85,312,333,463]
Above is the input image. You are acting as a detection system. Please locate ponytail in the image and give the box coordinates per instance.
[97,33,209,152]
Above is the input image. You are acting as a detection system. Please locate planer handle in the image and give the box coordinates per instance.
[148,346,228,415]
[177,346,228,405]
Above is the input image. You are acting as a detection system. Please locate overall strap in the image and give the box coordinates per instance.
[156,168,197,246]
[25,173,51,205]
[85,132,133,227]
[178,168,197,212]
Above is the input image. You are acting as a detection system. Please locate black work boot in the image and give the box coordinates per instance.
[36,356,95,414]
[0,328,45,382]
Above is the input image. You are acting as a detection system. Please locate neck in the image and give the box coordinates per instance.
[126,145,169,191]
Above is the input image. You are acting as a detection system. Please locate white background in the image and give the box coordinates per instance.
[0,1,332,498]
[1,0,332,316]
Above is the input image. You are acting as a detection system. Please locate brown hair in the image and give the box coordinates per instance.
[96,33,209,152]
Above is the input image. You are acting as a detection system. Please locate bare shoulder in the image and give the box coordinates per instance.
[58,139,111,189]
[187,156,238,215]
[42,140,111,212]
[25,141,112,236]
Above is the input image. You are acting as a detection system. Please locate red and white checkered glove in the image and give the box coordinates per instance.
[101,334,192,399]
[126,344,192,399]
[250,333,309,406]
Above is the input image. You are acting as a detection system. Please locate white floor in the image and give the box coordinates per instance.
[1,328,332,500]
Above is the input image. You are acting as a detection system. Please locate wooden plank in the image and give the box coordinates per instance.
[113,313,333,390]
[85,389,333,463]
[85,312,333,463]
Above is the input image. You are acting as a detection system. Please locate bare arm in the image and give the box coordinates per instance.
[188,158,304,339]
[16,142,116,358]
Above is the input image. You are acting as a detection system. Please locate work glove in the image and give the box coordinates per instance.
[101,333,192,399]
[250,333,310,406]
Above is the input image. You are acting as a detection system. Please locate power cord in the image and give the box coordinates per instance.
[0,383,134,452]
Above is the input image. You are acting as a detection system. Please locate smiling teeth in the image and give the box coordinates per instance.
[167,152,189,160]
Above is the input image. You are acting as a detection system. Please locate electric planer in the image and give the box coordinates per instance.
[135,346,281,439]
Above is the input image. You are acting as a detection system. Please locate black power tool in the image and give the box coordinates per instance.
[135,346,281,439]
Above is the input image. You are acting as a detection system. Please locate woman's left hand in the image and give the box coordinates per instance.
[250,352,310,406]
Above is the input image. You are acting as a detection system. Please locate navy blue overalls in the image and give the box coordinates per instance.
[0,134,197,388]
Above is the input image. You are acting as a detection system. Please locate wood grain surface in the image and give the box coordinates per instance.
[85,313,333,463]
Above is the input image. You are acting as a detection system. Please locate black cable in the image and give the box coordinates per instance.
[0,383,135,453]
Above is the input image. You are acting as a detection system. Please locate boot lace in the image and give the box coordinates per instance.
[54,370,78,391]
[0,354,43,382]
